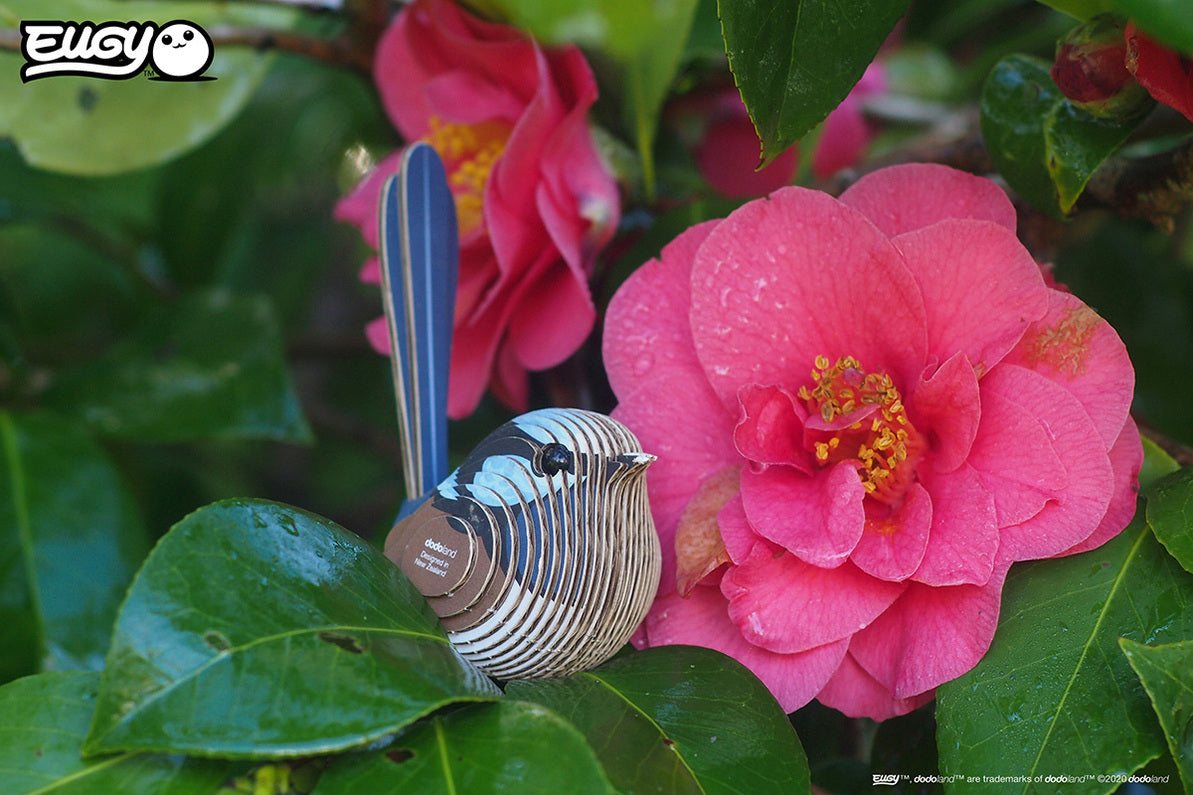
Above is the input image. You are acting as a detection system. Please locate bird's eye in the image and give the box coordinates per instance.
[536,442,572,476]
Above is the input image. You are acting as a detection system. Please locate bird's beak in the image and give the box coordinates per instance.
[614,452,656,475]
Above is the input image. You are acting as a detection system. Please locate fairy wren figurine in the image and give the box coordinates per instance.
[378,142,661,679]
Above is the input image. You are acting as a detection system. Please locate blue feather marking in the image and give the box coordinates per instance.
[379,142,459,515]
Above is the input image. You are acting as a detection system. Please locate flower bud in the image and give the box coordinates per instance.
[1051,15,1152,119]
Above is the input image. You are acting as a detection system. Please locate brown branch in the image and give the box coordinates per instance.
[205,25,374,74]
[1078,137,1193,233]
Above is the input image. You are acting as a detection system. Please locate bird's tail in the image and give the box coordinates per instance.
[377,142,459,517]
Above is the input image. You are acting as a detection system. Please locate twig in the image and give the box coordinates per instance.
[205,25,373,74]
[1078,137,1193,234]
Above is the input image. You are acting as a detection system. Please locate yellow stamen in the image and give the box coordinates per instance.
[421,116,511,237]
[800,355,925,506]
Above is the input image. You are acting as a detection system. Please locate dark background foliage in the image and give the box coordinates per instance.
[2,0,1193,792]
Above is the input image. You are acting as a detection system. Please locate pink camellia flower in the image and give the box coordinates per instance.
[1125,21,1193,123]
[336,0,620,417]
[604,163,1141,719]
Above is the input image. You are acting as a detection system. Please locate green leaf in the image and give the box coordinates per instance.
[45,290,312,444]
[507,646,810,794]
[1140,436,1181,491]
[84,499,501,759]
[1145,467,1193,574]
[719,0,910,164]
[1107,0,1193,53]
[0,1,298,175]
[980,55,1144,218]
[0,411,148,682]
[484,0,699,199]
[0,140,158,229]
[937,511,1193,792]
[1119,638,1193,792]
[0,671,239,795]
[311,700,614,794]
[1034,0,1115,21]
[685,0,728,62]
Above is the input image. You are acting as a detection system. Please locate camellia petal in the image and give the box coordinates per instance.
[838,162,1018,237]
[674,465,740,595]
[723,547,905,654]
[1058,418,1142,556]
[967,388,1068,527]
[364,316,389,356]
[642,588,850,713]
[717,492,770,566]
[850,482,932,582]
[1125,21,1193,123]
[912,465,999,587]
[741,462,866,568]
[734,384,813,470]
[689,187,929,407]
[892,220,1049,374]
[908,351,981,474]
[1004,290,1135,449]
[984,365,1115,560]
[817,652,935,720]
[849,558,1011,700]
[505,253,596,370]
[605,223,716,402]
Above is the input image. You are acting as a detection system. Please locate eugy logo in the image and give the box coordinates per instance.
[20,20,215,82]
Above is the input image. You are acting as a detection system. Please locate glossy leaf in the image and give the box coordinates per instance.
[980,55,1143,218]
[0,411,148,682]
[1119,638,1193,791]
[1140,436,1181,491]
[0,671,239,795]
[84,499,501,759]
[311,700,614,794]
[45,290,312,444]
[1108,0,1193,53]
[720,0,910,164]
[507,645,810,795]
[1145,467,1193,574]
[0,0,297,175]
[937,511,1193,791]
